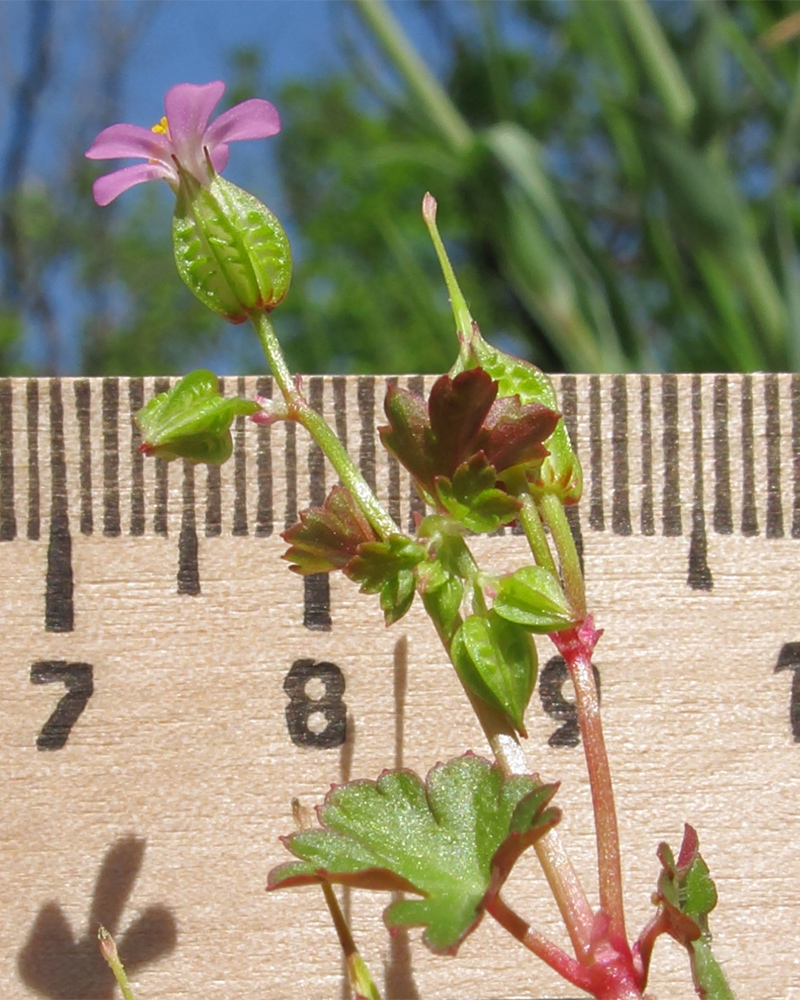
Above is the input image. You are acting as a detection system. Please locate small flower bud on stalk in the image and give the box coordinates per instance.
[98,926,137,1000]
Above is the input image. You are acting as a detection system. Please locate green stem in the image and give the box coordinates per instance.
[516,489,559,579]
[538,490,586,620]
[252,311,398,540]
[321,882,382,1000]
[690,937,738,1000]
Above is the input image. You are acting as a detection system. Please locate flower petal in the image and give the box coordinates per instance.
[209,144,230,175]
[92,162,173,206]
[204,99,281,147]
[164,81,226,175]
[85,123,171,162]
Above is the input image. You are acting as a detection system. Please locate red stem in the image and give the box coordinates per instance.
[486,895,593,993]
[553,622,627,944]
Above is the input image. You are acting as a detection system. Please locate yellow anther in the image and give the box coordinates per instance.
[151,116,169,136]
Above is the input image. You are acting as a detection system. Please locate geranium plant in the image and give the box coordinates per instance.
[87,82,736,1000]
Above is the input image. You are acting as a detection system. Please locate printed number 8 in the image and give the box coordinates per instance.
[284,659,347,749]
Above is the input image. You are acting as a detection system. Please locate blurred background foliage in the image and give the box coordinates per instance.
[3,0,800,377]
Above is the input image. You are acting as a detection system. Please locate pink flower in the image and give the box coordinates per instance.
[85,81,280,206]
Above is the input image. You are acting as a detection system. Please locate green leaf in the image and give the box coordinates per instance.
[450,612,537,735]
[283,486,379,575]
[173,170,292,323]
[345,535,426,625]
[268,754,560,954]
[135,369,259,465]
[493,566,575,633]
[435,454,521,534]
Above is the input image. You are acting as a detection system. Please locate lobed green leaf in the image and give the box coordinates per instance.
[268,754,559,954]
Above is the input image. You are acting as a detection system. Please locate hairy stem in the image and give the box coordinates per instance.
[252,311,398,540]
[538,490,586,620]
[553,624,626,944]
[486,895,592,992]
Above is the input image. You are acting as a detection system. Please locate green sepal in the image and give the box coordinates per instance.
[268,754,560,955]
[283,486,378,574]
[435,454,521,534]
[345,535,426,625]
[173,168,291,323]
[450,612,537,736]
[135,369,259,465]
[348,953,381,1000]
[492,565,575,633]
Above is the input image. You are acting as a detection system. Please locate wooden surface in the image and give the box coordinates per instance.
[1,373,799,1000]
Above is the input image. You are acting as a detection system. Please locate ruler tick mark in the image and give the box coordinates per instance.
[129,378,145,536]
[178,460,200,596]
[0,377,16,540]
[102,378,121,537]
[589,375,604,531]
[765,373,784,539]
[713,375,733,535]
[792,374,800,538]
[232,374,248,537]
[385,377,402,529]
[205,377,223,538]
[255,375,273,537]
[46,379,73,632]
[741,374,758,537]
[661,374,681,537]
[639,375,654,536]
[688,375,712,591]
[26,379,40,540]
[611,375,632,536]
[74,379,93,536]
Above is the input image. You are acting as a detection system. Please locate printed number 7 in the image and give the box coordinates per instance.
[30,661,94,750]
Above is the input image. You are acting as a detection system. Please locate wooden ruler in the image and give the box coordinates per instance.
[2,372,799,1000]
